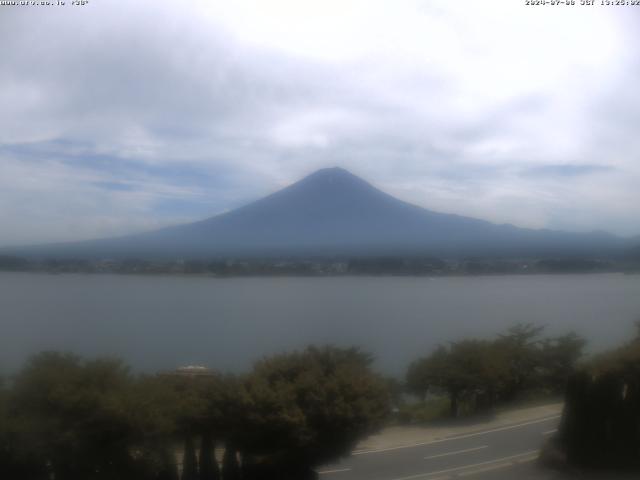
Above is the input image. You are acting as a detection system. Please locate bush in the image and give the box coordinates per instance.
[558,328,640,469]
[396,397,450,424]
[235,346,390,475]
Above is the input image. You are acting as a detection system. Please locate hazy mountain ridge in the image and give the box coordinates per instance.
[3,168,632,259]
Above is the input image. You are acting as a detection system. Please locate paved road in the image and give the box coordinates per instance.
[317,415,563,480]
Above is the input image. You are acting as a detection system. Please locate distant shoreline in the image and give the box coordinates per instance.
[2,253,639,278]
[1,268,638,279]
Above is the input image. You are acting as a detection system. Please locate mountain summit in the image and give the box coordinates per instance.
[7,168,625,259]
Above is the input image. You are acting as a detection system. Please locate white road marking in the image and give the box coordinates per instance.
[317,467,352,475]
[542,429,557,435]
[388,450,539,480]
[516,456,537,464]
[457,461,513,477]
[424,445,488,460]
[352,415,560,456]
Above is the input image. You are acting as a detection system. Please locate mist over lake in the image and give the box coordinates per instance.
[1,272,639,376]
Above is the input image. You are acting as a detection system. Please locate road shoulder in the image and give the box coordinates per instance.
[355,402,563,454]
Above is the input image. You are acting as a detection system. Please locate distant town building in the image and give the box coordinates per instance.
[164,365,216,377]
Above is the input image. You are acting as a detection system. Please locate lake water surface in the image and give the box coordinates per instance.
[1,272,639,376]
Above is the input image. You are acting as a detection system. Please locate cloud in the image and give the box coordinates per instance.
[524,164,616,178]
[1,0,639,245]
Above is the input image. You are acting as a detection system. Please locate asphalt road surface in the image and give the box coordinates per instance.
[317,415,565,480]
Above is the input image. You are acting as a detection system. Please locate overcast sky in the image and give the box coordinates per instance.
[1,0,639,246]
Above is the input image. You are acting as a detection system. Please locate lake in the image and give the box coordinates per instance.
[1,272,639,376]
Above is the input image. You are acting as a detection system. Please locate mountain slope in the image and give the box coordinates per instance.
[5,168,626,259]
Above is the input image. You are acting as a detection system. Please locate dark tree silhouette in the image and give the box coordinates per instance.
[221,445,241,480]
[182,436,198,480]
[557,328,640,469]
[198,433,220,480]
[155,447,180,480]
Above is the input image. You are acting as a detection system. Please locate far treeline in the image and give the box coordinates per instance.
[1,254,640,276]
[1,323,639,479]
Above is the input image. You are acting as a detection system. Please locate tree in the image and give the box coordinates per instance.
[127,374,183,480]
[1,375,38,479]
[9,352,138,480]
[384,377,406,411]
[198,432,220,480]
[450,340,509,413]
[540,332,586,394]
[235,346,390,478]
[130,371,243,480]
[182,436,198,480]
[407,340,512,418]
[557,330,640,469]
[495,323,546,400]
[406,359,431,401]
[221,444,241,480]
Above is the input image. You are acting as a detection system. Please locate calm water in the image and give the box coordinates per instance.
[1,272,639,376]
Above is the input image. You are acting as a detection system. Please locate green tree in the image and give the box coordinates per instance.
[127,374,182,480]
[495,323,546,400]
[407,341,510,417]
[9,352,137,480]
[540,332,586,394]
[129,371,229,480]
[406,358,431,401]
[236,346,390,479]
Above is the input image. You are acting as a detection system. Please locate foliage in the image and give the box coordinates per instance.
[559,326,640,468]
[221,444,241,480]
[396,397,450,424]
[406,324,585,418]
[182,436,198,480]
[540,332,586,394]
[198,432,220,480]
[407,341,509,417]
[235,346,390,476]
[0,346,391,479]
[6,352,139,479]
[406,356,432,401]
[495,323,546,400]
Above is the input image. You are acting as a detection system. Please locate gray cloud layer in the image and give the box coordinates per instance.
[1,0,639,246]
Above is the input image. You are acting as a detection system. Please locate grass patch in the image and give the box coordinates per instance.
[395,397,450,424]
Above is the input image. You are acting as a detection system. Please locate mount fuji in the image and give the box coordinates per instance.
[5,168,626,259]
